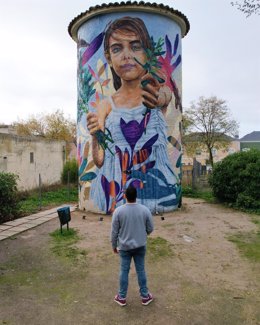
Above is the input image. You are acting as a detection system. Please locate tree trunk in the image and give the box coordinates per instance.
[208,147,214,168]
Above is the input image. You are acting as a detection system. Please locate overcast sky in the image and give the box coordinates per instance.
[0,0,259,137]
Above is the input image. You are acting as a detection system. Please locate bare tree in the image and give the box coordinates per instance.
[184,96,239,167]
[231,0,260,17]
[13,110,76,155]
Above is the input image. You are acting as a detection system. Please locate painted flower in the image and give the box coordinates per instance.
[101,175,121,214]
[158,34,182,110]
[158,35,181,88]
[120,112,151,150]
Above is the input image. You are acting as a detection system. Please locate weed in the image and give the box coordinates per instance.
[161,223,175,228]
[228,212,260,262]
[17,185,78,216]
[147,236,174,260]
[228,231,260,262]
[251,216,260,226]
[182,186,260,215]
[49,228,87,265]
[50,228,79,242]
[182,187,216,203]
[180,221,194,226]
[225,203,260,216]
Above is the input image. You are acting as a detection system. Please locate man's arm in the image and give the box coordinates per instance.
[111,210,120,253]
[146,210,154,235]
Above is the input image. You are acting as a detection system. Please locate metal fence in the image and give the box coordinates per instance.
[182,158,210,189]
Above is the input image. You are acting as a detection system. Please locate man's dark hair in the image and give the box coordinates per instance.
[125,186,137,202]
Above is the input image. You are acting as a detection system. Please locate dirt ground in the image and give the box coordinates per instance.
[0,198,259,325]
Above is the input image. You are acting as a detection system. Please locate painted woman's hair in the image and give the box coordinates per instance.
[104,17,151,90]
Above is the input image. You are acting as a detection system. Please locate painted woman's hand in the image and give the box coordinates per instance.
[86,112,100,135]
[141,73,172,111]
[141,74,160,109]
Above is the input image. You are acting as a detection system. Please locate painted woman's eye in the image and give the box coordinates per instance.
[132,43,142,51]
[111,46,121,54]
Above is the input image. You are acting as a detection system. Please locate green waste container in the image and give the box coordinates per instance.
[57,206,71,232]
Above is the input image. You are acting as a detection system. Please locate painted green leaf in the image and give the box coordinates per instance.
[79,158,88,176]
[176,154,182,168]
[80,172,97,182]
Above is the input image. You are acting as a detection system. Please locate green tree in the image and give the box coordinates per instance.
[231,0,260,17]
[184,96,239,167]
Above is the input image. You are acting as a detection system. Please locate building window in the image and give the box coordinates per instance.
[30,152,34,163]
[228,148,235,155]
[212,148,217,156]
[62,146,66,162]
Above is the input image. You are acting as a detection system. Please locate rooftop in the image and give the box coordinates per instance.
[240,131,260,142]
[68,1,190,42]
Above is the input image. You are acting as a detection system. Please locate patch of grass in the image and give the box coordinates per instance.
[252,216,260,226]
[181,281,207,305]
[178,280,253,325]
[183,186,260,215]
[228,231,260,262]
[182,186,216,203]
[50,228,79,242]
[18,185,78,216]
[228,213,260,262]
[147,236,174,260]
[0,251,47,288]
[225,203,260,216]
[0,269,39,286]
[49,228,87,264]
[180,221,194,226]
[161,223,175,228]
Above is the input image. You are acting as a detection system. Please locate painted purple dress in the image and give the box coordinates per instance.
[90,97,180,214]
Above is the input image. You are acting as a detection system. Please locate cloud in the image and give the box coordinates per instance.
[0,0,259,138]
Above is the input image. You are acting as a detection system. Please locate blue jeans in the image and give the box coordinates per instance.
[119,246,148,299]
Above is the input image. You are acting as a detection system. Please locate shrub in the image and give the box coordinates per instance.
[0,172,19,222]
[182,186,215,203]
[182,186,194,196]
[209,149,260,210]
[61,158,78,184]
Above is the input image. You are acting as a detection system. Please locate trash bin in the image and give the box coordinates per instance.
[57,206,71,232]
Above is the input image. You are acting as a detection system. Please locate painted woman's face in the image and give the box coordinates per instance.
[107,29,147,82]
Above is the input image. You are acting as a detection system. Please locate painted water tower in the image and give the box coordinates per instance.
[68,1,190,214]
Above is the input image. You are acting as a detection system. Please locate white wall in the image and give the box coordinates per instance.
[0,133,66,190]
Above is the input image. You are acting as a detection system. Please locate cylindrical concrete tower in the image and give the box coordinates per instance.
[68,1,189,214]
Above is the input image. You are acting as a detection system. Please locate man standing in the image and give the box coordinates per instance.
[111,186,154,307]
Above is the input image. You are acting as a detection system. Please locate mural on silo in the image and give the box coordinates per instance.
[77,13,183,214]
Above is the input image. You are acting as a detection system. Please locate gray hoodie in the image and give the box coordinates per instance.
[111,202,154,251]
